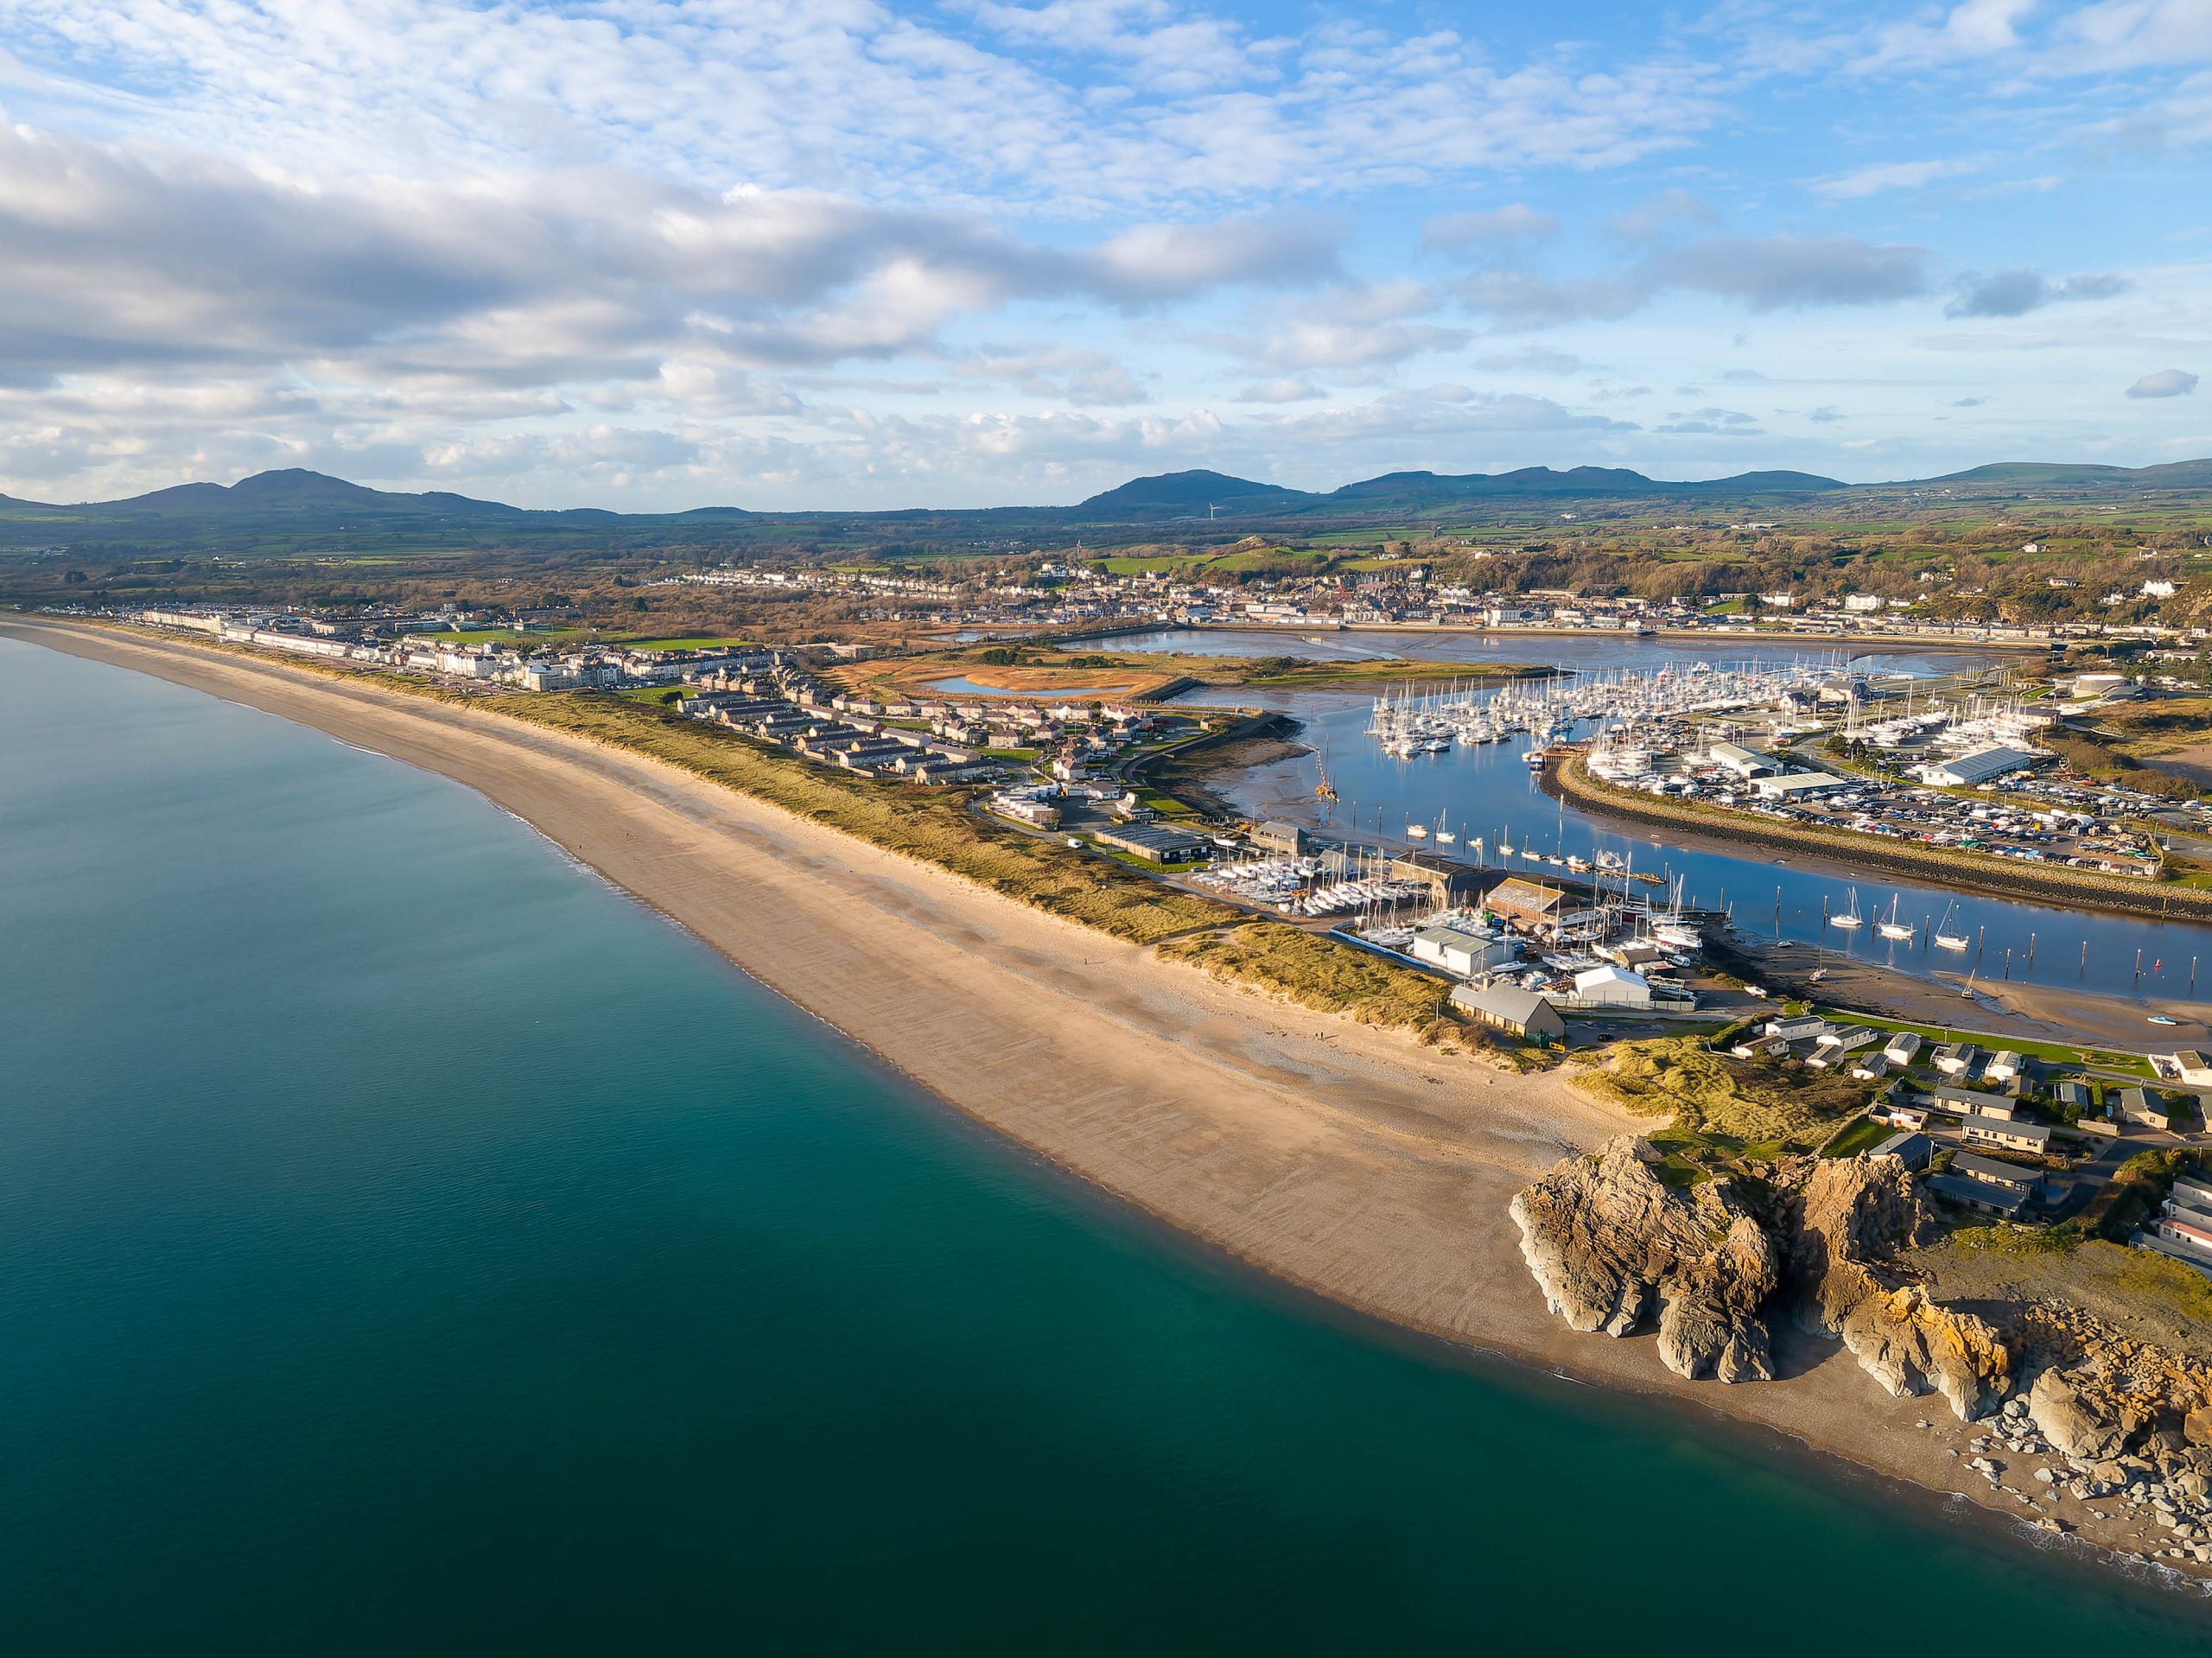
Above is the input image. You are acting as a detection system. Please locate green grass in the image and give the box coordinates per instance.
[1577,1036,1872,1151]
[1820,1115,1895,1159]
[1808,1007,2150,1073]
[1159,923,1458,1033]
[463,692,1233,944]
[408,626,582,645]
[608,635,758,651]
[2079,1147,2204,1241]
[1137,791,1201,817]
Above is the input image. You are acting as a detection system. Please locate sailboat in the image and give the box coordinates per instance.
[1829,888,1863,931]
[1651,877,1701,952]
[1934,900,1970,953]
[1435,811,1455,846]
[1877,895,1916,942]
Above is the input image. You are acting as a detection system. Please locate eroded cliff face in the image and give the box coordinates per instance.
[1512,1140,2008,1417]
[1791,1158,2012,1420]
[1509,1137,1779,1384]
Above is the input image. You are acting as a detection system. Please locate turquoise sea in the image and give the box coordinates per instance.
[2,636,2207,1653]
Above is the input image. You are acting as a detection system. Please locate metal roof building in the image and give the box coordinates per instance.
[1916,746,2043,787]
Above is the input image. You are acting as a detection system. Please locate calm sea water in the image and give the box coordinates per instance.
[3,637,2208,1653]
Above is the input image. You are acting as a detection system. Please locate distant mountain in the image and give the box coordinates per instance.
[1319,466,1844,508]
[1072,464,1848,521]
[83,469,539,520]
[1910,459,2212,491]
[1075,469,1319,518]
[0,456,2200,557]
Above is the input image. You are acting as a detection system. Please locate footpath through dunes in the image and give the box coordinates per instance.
[12,614,2209,1586]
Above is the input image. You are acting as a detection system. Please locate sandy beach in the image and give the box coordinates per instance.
[6,616,2196,1591]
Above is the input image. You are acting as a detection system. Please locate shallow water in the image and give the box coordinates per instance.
[3,637,2207,1652]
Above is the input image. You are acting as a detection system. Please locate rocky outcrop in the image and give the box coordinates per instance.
[1512,1140,2007,1415]
[1790,1157,2010,1420]
[1510,1137,1780,1383]
[1789,1154,1940,1327]
[1836,1286,2012,1421]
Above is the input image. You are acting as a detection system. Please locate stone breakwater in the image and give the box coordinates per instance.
[1545,753,2212,924]
[1515,1138,2212,1572]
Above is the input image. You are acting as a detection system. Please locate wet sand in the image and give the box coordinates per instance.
[7,617,2201,1592]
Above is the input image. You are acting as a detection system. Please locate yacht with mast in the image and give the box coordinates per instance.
[1934,900,1970,952]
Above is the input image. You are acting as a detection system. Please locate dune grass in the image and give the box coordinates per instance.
[1576,1036,1870,1152]
[479,692,1232,943]
[1158,922,1459,1033]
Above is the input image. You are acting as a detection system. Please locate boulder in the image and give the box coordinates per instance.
[1839,1286,2012,1421]
[2184,1407,2212,1450]
[1510,1137,1780,1382]
[2028,1369,2140,1461]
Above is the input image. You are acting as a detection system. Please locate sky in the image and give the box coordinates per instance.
[0,0,2208,510]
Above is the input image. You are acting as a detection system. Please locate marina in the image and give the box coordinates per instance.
[1157,641,2212,1012]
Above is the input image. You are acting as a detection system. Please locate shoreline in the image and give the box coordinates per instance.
[9,615,2207,1608]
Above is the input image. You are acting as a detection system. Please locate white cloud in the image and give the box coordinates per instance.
[1853,0,2037,71]
[1945,268,2133,316]
[1605,188,1720,244]
[2062,1,2212,69]
[2126,367,2200,397]
[0,1,1726,210]
[1421,204,1559,251]
[1649,235,1932,309]
[1458,233,1934,327]
[1236,377,1325,403]
[1810,157,1976,199]
[0,120,1334,390]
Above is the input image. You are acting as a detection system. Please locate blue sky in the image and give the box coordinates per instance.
[0,0,2205,508]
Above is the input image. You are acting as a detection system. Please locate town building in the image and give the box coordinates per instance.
[1409,926,1520,980]
[1249,822,1316,857]
[1869,1131,1933,1171]
[2115,1087,2175,1130]
[1959,1114,2053,1154]
[1935,1084,2017,1120]
[1448,984,1567,1042]
[1567,964,1653,1011]
[1915,746,2043,788]
[1092,824,1211,865]
[2164,1051,2212,1089]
